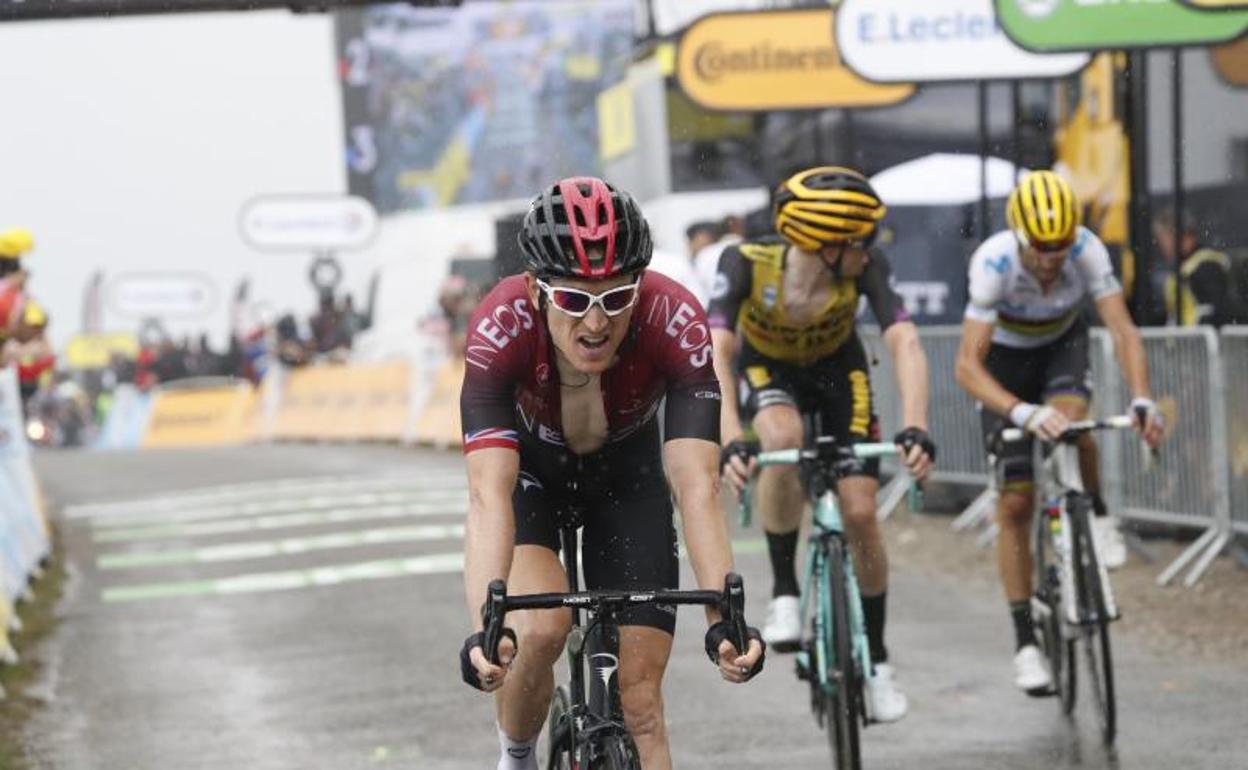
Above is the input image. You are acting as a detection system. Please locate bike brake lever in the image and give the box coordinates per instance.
[723,573,749,656]
[482,578,507,665]
[907,481,924,513]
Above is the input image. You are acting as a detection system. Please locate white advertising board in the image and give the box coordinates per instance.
[107,273,218,319]
[837,0,1090,83]
[240,195,378,252]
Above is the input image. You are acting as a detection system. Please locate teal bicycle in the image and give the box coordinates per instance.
[742,436,914,770]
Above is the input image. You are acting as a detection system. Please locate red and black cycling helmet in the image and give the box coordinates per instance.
[519,177,653,280]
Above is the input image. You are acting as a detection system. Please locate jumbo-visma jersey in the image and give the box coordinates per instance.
[707,239,909,366]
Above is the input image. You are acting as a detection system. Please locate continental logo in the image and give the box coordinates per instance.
[676,9,913,111]
[693,42,840,83]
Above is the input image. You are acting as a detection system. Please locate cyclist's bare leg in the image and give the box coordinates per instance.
[619,625,674,770]
[996,488,1035,603]
[496,545,572,742]
[752,403,805,541]
[836,475,887,595]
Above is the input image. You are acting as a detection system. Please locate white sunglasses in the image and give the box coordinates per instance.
[535,279,640,318]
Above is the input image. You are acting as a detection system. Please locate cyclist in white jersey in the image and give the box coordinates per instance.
[955,171,1163,695]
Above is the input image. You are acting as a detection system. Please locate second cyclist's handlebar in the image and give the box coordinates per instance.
[480,573,749,665]
[753,440,902,467]
[999,414,1135,444]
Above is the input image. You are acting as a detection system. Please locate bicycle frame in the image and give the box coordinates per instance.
[1009,420,1128,626]
[752,442,903,698]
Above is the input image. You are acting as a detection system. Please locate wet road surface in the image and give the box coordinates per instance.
[23,445,1248,769]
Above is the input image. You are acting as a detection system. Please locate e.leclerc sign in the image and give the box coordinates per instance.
[675,8,913,112]
[996,0,1248,51]
[837,0,1089,83]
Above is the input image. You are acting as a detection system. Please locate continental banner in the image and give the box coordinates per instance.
[271,361,411,443]
[142,384,257,448]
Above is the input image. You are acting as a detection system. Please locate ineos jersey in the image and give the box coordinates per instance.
[707,238,910,366]
[459,271,721,455]
[965,227,1122,349]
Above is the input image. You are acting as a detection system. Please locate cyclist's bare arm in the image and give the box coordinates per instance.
[464,448,519,630]
[956,317,1069,440]
[882,320,929,431]
[1094,292,1151,400]
[1095,293,1163,446]
[711,328,743,441]
[955,318,1021,416]
[664,437,763,677]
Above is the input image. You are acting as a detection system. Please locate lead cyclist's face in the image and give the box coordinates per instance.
[815,243,870,277]
[525,268,638,375]
[1021,243,1071,285]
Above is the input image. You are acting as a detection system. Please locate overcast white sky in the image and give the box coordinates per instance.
[0,10,347,349]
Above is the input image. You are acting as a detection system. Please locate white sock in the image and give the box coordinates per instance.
[497,724,538,770]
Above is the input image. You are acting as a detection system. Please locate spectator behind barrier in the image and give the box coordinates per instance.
[1149,208,1243,327]
[693,214,746,309]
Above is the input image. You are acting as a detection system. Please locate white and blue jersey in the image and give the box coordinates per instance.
[964,227,1121,349]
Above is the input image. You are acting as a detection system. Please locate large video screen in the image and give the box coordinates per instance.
[335,0,633,213]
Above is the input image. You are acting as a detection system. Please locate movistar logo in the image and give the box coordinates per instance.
[694,42,838,83]
[1015,0,1058,18]
[590,652,619,690]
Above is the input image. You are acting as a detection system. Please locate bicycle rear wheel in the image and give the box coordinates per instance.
[822,538,862,770]
[545,686,573,770]
[1071,507,1116,745]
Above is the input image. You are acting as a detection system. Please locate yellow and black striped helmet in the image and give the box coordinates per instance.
[1006,171,1080,251]
[773,166,886,251]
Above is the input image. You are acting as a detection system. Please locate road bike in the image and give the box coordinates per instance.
[1000,415,1138,746]
[741,435,913,770]
[480,517,751,770]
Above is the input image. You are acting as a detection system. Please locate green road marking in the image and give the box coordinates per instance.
[92,503,466,543]
[99,539,769,603]
[101,552,465,603]
[97,524,466,570]
[89,489,465,530]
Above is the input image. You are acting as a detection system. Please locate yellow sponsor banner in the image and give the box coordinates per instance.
[65,332,139,370]
[412,358,465,448]
[272,361,412,443]
[1213,36,1248,87]
[597,79,636,161]
[1182,0,1248,7]
[143,384,256,448]
[676,9,914,112]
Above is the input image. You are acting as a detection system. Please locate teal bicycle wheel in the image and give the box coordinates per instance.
[823,538,862,770]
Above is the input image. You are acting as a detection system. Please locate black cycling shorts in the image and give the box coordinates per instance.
[979,320,1092,488]
[737,334,881,479]
[511,427,679,634]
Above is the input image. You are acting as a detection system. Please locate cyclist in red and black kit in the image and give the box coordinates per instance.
[458,177,764,770]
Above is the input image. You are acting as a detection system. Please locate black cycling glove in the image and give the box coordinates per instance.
[704,621,766,681]
[459,628,518,691]
[893,427,936,462]
[720,439,755,475]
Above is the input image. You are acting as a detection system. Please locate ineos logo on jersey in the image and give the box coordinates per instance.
[465,298,535,371]
[591,653,620,689]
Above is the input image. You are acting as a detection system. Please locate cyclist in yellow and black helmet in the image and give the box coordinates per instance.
[956,170,1163,696]
[1006,169,1079,253]
[708,166,935,723]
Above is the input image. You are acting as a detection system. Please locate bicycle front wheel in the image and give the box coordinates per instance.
[545,686,573,770]
[1071,507,1116,745]
[822,538,863,770]
[596,734,641,770]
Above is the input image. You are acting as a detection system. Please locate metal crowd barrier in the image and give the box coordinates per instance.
[1221,328,1248,543]
[862,323,1245,587]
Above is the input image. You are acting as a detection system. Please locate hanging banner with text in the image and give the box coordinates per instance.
[837,0,1089,83]
[675,8,914,112]
[1180,0,1248,7]
[996,0,1248,51]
